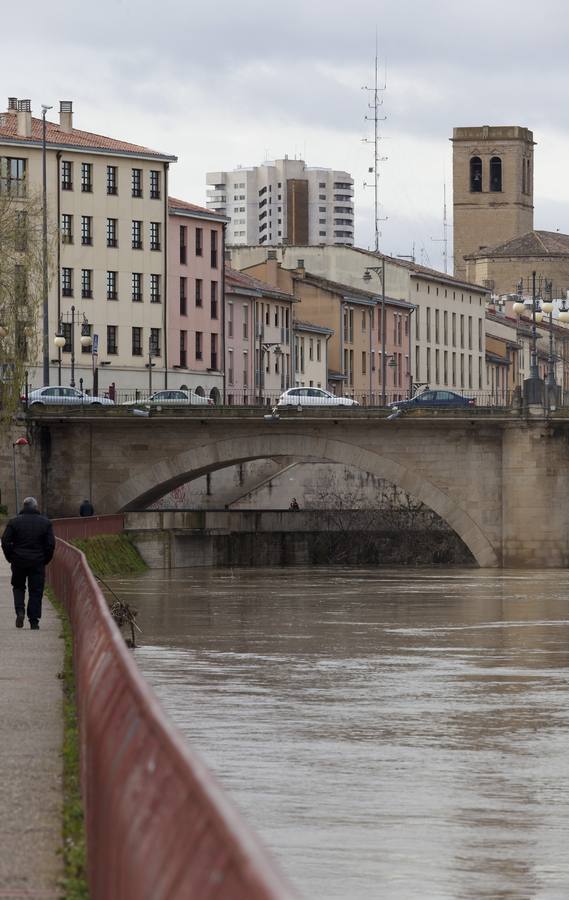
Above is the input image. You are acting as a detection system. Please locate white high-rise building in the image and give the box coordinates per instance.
[206,157,354,247]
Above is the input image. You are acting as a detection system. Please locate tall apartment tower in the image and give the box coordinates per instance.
[452,126,535,279]
[206,158,354,247]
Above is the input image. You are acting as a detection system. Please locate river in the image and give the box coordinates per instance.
[108,566,569,899]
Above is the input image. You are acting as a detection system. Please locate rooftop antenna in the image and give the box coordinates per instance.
[430,180,449,273]
[362,29,388,253]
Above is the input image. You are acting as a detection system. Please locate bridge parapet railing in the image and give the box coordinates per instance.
[48,538,296,900]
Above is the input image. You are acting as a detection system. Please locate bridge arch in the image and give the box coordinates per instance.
[112,433,499,568]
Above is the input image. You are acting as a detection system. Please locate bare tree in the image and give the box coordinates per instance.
[0,188,53,418]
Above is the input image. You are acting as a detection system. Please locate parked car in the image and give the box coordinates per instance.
[388,390,476,410]
[25,386,115,407]
[277,387,359,407]
[123,389,214,407]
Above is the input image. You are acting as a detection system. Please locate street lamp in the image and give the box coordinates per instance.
[54,305,92,388]
[513,270,545,405]
[260,342,282,404]
[41,104,52,387]
[363,260,387,405]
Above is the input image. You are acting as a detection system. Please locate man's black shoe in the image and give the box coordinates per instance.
[29,620,40,630]
[15,613,24,628]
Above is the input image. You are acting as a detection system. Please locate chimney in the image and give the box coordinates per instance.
[7,97,17,112]
[267,250,277,260]
[59,100,73,133]
[16,99,32,137]
[295,259,306,279]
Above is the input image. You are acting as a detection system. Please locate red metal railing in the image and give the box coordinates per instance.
[48,539,296,900]
[53,514,124,542]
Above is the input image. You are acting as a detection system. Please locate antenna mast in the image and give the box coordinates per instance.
[362,32,387,253]
[431,181,449,273]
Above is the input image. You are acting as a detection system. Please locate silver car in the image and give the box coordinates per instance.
[26,386,115,407]
[277,387,359,407]
[123,389,213,407]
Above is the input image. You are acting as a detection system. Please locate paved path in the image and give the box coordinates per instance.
[0,552,63,899]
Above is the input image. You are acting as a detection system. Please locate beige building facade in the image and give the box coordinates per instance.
[230,245,488,397]
[0,97,176,394]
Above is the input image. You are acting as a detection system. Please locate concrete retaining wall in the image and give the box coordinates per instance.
[47,538,296,900]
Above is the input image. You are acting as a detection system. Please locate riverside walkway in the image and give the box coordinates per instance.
[0,552,63,899]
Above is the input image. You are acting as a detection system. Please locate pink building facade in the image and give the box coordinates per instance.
[167,198,228,399]
[224,268,297,404]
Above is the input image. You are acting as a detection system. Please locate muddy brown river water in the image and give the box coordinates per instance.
[108,567,569,899]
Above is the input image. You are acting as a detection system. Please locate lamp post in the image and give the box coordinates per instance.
[41,104,52,387]
[54,305,92,388]
[260,342,282,405]
[363,259,386,405]
[145,337,156,395]
[513,270,545,405]
[12,436,29,513]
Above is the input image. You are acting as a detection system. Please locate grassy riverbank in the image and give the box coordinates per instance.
[71,533,147,578]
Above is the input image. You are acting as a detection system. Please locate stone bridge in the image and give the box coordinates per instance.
[8,407,569,568]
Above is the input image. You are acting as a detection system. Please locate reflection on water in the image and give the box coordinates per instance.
[109,567,569,899]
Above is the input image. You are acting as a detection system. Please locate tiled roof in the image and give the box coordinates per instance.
[0,111,176,161]
[225,266,297,301]
[293,319,334,335]
[168,197,228,221]
[295,270,379,301]
[468,230,569,259]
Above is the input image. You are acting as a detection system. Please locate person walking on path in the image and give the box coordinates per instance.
[1,497,55,629]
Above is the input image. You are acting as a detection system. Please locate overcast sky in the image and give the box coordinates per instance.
[4,0,569,272]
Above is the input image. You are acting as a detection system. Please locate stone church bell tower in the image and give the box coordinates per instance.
[452,126,535,280]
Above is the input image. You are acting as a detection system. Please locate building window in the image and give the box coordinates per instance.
[150,221,161,251]
[460,314,465,349]
[150,328,161,357]
[195,278,202,307]
[195,331,203,361]
[211,230,218,268]
[195,227,203,256]
[107,218,118,248]
[107,165,118,195]
[211,333,218,370]
[150,169,161,199]
[179,225,187,264]
[81,216,92,246]
[81,269,93,299]
[468,316,473,350]
[81,162,93,193]
[243,351,248,387]
[61,322,72,353]
[107,271,118,300]
[132,327,142,356]
[132,272,142,302]
[132,220,143,249]
[426,307,431,342]
[107,325,118,355]
[435,309,440,344]
[470,156,482,192]
[132,168,143,197]
[14,210,27,251]
[150,274,161,303]
[180,277,187,315]
[243,305,248,339]
[61,214,73,244]
[211,281,218,319]
[228,348,234,385]
[179,330,187,367]
[362,351,366,375]
[228,303,234,338]
[490,157,502,192]
[61,267,73,297]
[0,157,27,197]
[61,160,73,191]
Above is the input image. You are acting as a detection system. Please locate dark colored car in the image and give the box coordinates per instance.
[389,390,476,410]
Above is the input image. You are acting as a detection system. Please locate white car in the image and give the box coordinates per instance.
[26,386,115,407]
[123,389,214,407]
[277,387,359,407]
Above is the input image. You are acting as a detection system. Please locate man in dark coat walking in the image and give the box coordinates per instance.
[1,497,55,629]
